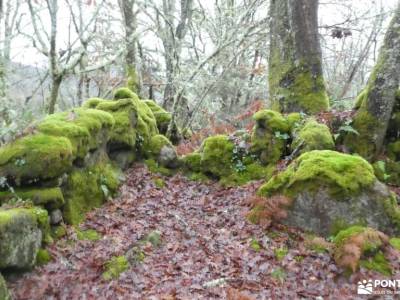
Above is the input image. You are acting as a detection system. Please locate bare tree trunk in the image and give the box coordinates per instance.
[269,0,328,114]
[344,3,400,160]
[48,75,62,114]
[119,0,140,93]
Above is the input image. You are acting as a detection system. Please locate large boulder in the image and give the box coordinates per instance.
[0,207,46,269]
[254,150,400,236]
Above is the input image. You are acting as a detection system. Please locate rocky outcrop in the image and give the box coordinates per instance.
[252,150,400,236]
[0,87,177,272]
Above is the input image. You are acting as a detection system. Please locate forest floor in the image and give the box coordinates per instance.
[7,164,398,300]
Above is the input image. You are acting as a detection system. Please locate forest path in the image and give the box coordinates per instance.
[9,164,359,299]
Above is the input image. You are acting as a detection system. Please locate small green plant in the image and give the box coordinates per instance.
[271,267,286,283]
[274,131,290,140]
[274,247,288,261]
[250,238,261,252]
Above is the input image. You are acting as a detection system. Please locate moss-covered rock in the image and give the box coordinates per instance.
[0,273,11,300]
[84,98,138,150]
[182,152,202,173]
[143,100,171,133]
[0,187,64,210]
[390,237,400,250]
[0,134,74,184]
[76,228,101,241]
[102,255,129,280]
[146,135,178,168]
[37,108,114,160]
[291,119,335,154]
[0,207,46,269]
[255,150,399,236]
[219,162,275,187]
[250,110,290,165]
[63,162,120,225]
[200,135,234,177]
[333,226,391,274]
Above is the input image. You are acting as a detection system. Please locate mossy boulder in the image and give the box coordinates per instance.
[0,187,64,210]
[200,135,234,177]
[0,273,11,300]
[0,207,48,269]
[146,135,178,168]
[250,110,290,164]
[37,108,114,160]
[291,119,334,154]
[256,150,399,236]
[0,134,74,185]
[63,162,120,225]
[182,152,202,173]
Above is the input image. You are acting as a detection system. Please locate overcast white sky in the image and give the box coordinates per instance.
[5,0,399,67]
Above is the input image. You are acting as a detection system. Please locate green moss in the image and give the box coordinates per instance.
[360,251,392,276]
[153,178,165,188]
[382,193,400,229]
[274,247,288,261]
[0,133,73,183]
[286,112,303,130]
[200,135,234,178]
[354,89,367,109]
[36,248,51,265]
[251,110,289,164]
[219,162,275,187]
[0,207,52,245]
[389,237,400,250]
[388,141,400,161]
[102,255,129,280]
[291,119,334,154]
[258,150,376,198]
[63,162,120,225]
[127,65,140,93]
[76,228,101,241]
[373,159,400,186]
[333,226,369,247]
[38,108,114,159]
[250,238,261,252]
[0,187,64,209]
[144,159,173,176]
[188,172,210,183]
[143,100,172,132]
[269,59,329,114]
[82,98,103,109]
[146,134,173,158]
[0,273,11,300]
[113,87,137,100]
[51,225,67,239]
[344,111,382,160]
[31,206,53,245]
[93,98,138,149]
[182,153,202,173]
[253,110,290,133]
[144,230,162,247]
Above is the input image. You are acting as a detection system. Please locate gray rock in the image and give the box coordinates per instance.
[49,209,63,225]
[282,181,396,237]
[0,273,11,300]
[0,208,42,269]
[108,150,136,170]
[158,145,178,168]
